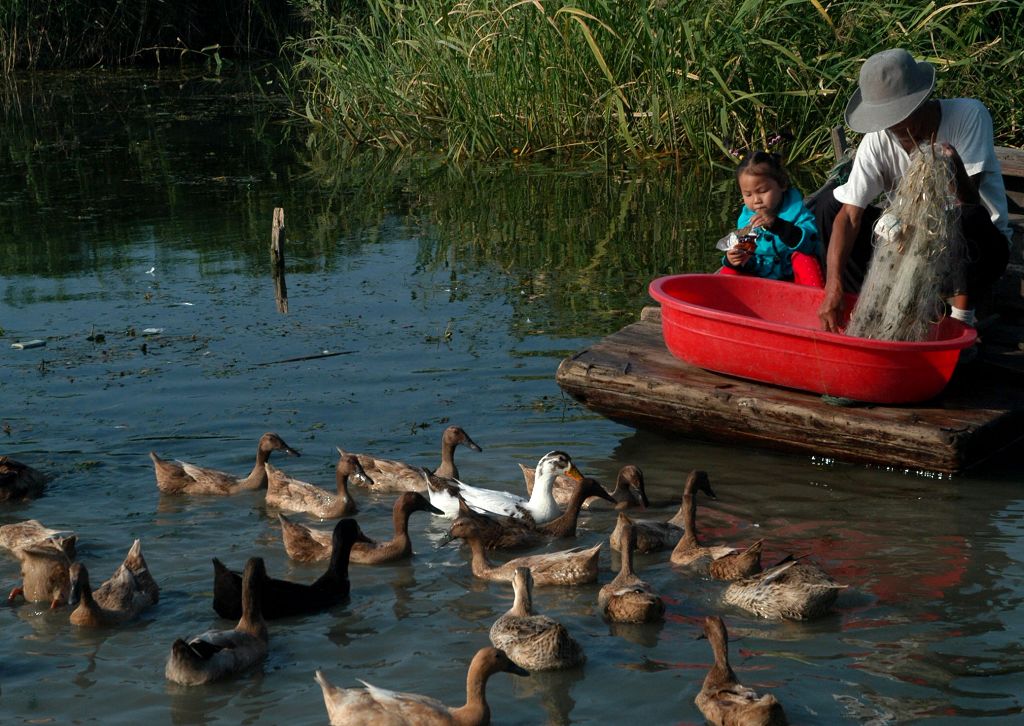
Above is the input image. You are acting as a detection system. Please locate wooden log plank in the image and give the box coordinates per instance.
[557,316,1024,473]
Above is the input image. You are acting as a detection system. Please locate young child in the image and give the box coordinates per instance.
[719,151,823,287]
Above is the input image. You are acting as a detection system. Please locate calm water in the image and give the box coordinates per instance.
[1,70,1022,725]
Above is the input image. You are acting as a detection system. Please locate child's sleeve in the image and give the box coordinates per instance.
[767,204,819,256]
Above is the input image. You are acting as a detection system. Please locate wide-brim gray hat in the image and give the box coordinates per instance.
[845,49,935,133]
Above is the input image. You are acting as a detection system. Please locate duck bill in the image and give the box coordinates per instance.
[632,485,650,509]
[436,530,455,548]
[506,662,530,677]
[565,464,585,483]
[594,486,617,505]
[464,435,483,453]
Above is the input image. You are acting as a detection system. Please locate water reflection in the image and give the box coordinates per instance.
[511,665,585,726]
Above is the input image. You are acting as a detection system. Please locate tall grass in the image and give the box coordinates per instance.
[285,0,1024,164]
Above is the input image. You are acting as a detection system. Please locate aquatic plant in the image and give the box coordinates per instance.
[284,0,1023,163]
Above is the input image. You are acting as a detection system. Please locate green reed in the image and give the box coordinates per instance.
[285,0,1023,164]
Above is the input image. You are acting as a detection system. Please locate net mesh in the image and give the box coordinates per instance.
[845,145,965,342]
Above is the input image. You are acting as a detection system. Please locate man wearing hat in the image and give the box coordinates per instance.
[815,48,1011,333]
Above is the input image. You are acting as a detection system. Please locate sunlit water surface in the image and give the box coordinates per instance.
[1,70,1022,725]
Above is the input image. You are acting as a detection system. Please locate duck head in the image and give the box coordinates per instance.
[685,470,716,500]
[444,426,483,453]
[536,451,583,482]
[260,432,301,458]
[617,465,649,508]
[335,451,374,488]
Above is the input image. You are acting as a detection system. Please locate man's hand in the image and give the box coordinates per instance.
[818,285,845,333]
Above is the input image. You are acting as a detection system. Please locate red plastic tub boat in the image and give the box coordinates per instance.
[648,274,976,404]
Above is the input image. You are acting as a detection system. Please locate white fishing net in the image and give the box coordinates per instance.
[845,145,966,342]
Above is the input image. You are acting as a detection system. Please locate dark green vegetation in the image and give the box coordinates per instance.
[286,0,1024,163]
[0,0,298,73]
[3,1,1022,164]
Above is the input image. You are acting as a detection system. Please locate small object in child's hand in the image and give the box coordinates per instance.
[735,231,758,253]
[11,339,45,349]
[715,227,759,253]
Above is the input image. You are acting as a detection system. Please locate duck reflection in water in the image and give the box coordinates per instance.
[510,665,584,726]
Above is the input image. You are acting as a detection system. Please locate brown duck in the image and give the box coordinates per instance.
[68,539,160,627]
[599,514,664,623]
[0,456,47,502]
[150,432,301,495]
[265,450,371,519]
[490,567,585,670]
[341,425,482,494]
[723,557,847,620]
[669,471,738,569]
[445,517,601,586]
[315,646,527,725]
[0,519,77,559]
[610,469,711,554]
[166,557,268,686]
[279,491,442,564]
[695,615,788,726]
[7,540,74,607]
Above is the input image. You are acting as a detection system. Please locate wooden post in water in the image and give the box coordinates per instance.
[271,207,289,313]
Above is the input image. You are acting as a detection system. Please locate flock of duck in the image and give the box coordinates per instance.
[1,428,849,725]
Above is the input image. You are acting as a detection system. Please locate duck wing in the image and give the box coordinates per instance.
[179,462,239,494]
[266,464,338,516]
[456,482,528,519]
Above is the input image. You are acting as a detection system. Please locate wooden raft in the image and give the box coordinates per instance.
[556,307,1024,474]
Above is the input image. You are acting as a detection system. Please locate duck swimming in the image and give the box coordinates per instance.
[213,518,370,619]
[448,476,616,551]
[599,514,664,624]
[150,432,301,495]
[669,471,738,569]
[0,456,47,502]
[315,645,527,726]
[279,492,442,564]
[695,615,788,726]
[7,541,73,607]
[610,469,709,554]
[341,425,482,494]
[429,451,583,524]
[0,519,77,559]
[490,567,585,671]
[523,464,645,511]
[69,539,159,627]
[166,557,268,686]
[446,517,601,586]
[723,557,847,620]
[265,450,371,519]
[708,539,763,581]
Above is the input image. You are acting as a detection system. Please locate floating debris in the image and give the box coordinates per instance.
[11,340,45,350]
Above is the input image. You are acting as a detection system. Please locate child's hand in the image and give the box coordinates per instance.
[748,212,776,229]
[725,248,751,267]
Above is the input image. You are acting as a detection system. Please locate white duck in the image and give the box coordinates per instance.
[427,451,583,524]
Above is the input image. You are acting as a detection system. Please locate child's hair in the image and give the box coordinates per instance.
[735,150,789,188]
